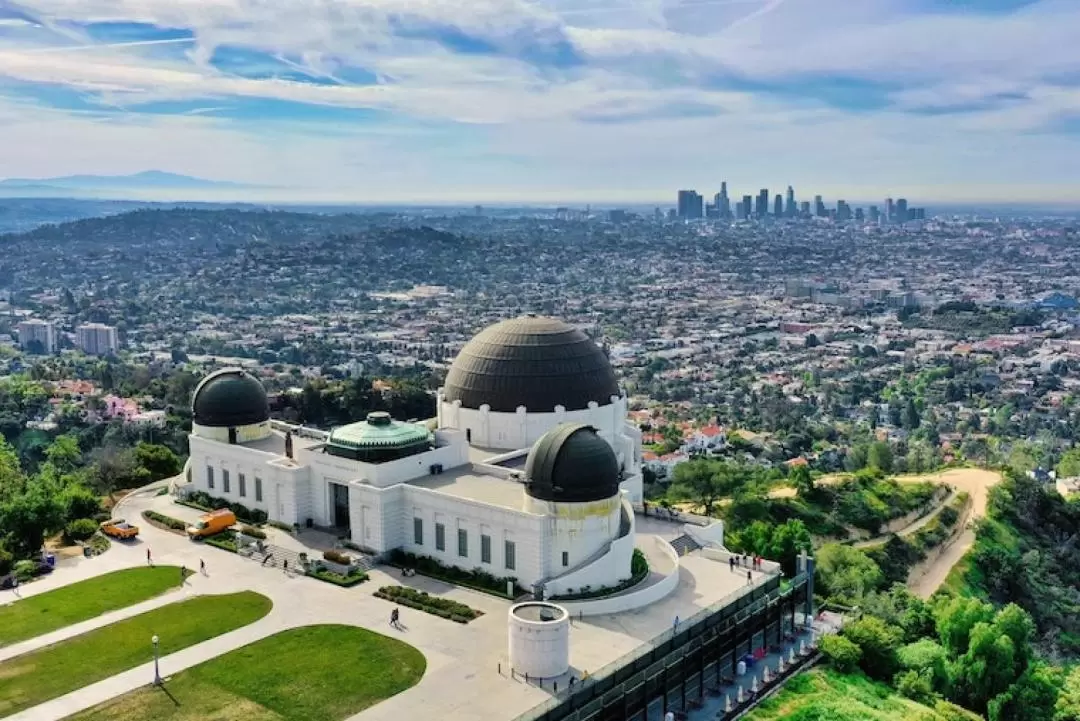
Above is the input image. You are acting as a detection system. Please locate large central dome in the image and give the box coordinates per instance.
[443,315,620,413]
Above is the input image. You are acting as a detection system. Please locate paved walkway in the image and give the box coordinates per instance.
[2,484,776,721]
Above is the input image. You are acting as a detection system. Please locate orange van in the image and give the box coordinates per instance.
[187,509,237,539]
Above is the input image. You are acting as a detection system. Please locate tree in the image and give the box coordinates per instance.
[898,638,951,695]
[1058,448,1080,479]
[790,463,814,497]
[134,442,181,481]
[820,634,862,672]
[867,441,894,473]
[44,435,81,474]
[844,615,903,681]
[816,543,883,604]
[671,459,742,516]
[1055,665,1080,720]
[989,663,1060,721]
[936,596,995,656]
[88,447,150,495]
[950,619,1024,714]
[767,519,813,577]
[0,482,64,556]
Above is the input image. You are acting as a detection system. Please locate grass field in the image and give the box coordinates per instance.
[67,625,426,721]
[0,566,192,647]
[745,668,980,721]
[0,591,272,717]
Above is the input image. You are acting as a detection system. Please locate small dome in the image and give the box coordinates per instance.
[192,368,269,428]
[524,423,620,503]
[443,315,620,413]
[325,412,433,463]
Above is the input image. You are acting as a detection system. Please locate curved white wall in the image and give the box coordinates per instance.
[192,420,272,444]
[525,494,623,583]
[509,603,570,679]
[543,503,636,597]
[558,537,681,617]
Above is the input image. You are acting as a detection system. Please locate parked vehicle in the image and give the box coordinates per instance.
[100,518,139,539]
[187,509,237,539]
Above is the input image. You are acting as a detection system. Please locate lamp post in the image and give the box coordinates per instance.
[152,635,161,686]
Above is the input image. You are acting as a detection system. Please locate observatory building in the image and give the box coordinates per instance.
[183,315,646,597]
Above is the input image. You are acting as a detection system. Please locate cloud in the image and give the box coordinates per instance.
[0,0,1077,201]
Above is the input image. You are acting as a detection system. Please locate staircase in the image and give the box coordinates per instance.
[669,534,702,557]
[239,542,375,573]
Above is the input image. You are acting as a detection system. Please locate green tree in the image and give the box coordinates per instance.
[790,463,814,496]
[134,442,181,481]
[844,615,903,681]
[1058,448,1080,479]
[767,519,813,577]
[868,441,894,473]
[43,435,81,474]
[950,620,1021,714]
[816,543,883,604]
[820,634,862,673]
[936,596,995,656]
[989,663,1061,721]
[1055,665,1080,720]
[898,638,951,695]
[0,482,64,555]
[671,459,742,516]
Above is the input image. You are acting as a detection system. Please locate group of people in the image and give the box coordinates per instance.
[728,553,763,585]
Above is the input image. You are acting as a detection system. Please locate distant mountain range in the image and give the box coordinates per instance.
[0,171,254,199]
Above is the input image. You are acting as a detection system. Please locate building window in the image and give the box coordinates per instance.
[255,477,263,502]
[458,529,468,558]
[505,540,516,571]
[238,473,246,498]
[562,551,569,567]
[435,523,445,551]
[222,469,230,494]
[414,518,423,546]
[481,535,491,564]
[206,466,214,489]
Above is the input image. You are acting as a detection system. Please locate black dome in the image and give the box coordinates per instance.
[443,315,620,413]
[524,423,620,503]
[192,368,270,428]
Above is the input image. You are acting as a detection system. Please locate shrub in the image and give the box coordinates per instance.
[843,616,902,681]
[0,545,13,576]
[204,530,238,553]
[61,485,102,522]
[323,549,351,565]
[820,634,862,672]
[308,567,368,587]
[14,559,37,582]
[388,548,523,597]
[268,520,294,532]
[240,525,267,540]
[374,585,481,622]
[141,509,187,532]
[87,532,111,555]
[895,668,936,705]
[64,518,98,543]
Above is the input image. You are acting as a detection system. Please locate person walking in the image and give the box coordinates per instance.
[200,559,206,575]
[180,565,187,585]
[746,569,753,586]
[283,559,289,574]
[729,556,735,573]
[147,547,152,566]
[11,576,19,598]
[390,607,400,629]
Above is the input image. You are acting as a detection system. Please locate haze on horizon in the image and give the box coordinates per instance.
[0,0,1078,205]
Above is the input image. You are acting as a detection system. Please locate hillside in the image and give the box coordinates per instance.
[746,668,981,721]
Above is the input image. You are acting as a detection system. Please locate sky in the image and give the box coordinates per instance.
[0,0,1078,204]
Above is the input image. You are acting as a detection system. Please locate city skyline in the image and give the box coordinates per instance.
[0,0,1078,203]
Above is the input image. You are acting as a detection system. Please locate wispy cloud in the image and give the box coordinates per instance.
[0,0,1077,201]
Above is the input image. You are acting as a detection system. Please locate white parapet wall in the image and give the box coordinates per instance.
[557,537,681,617]
[509,602,571,679]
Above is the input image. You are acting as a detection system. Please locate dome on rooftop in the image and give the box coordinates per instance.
[324,411,433,463]
[192,368,269,428]
[443,315,619,413]
[524,423,620,503]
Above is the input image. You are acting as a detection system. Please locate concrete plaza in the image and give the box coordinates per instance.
[0,483,774,721]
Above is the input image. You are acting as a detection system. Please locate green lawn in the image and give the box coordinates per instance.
[0,566,191,647]
[745,668,980,721]
[0,591,272,717]
[67,625,426,721]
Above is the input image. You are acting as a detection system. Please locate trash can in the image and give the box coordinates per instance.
[46,553,56,568]
[83,546,92,558]
[737,661,747,677]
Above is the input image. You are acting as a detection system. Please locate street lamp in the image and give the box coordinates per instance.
[152,635,161,686]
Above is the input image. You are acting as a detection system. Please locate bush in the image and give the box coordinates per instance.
[0,546,13,576]
[61,485,102,523]
[87,532,110,555]
[204,530,238,553]
[14,559,37,582]
[895,668,936,705]
[843,616,902,681]
[820,634,862,672]
[240,525,267,540]
[323,549,351,565]
[268,520,294,532]
[64,518,98,543]
[308,567,368,587]
[141,509,187,532]
[375,585,481,622]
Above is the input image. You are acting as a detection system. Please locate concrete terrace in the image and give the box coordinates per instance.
[0,484,773,721]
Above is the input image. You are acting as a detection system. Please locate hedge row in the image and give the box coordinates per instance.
[374,585,481,623]
[204,531,238,553]
[142,510,187,533]
[388,549,522,598]
[323,549,351,565]
[309,567,368,587]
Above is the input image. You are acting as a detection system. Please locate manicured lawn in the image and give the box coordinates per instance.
[0,566,191,647]
[0,591,272,717]
[745,668,979,721]
[67,625,426,721]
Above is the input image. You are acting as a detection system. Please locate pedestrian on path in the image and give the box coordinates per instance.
[729,556,735,573]
[283,559,289,574]
[147,547,152,566]
[390,607,400,629]
[11,576,19,598]
[262,553,273,566]
[180,565,187,585]
[746,570,752,586]
[200,559,206,575]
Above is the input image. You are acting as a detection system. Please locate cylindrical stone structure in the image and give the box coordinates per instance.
[509,602,570,679]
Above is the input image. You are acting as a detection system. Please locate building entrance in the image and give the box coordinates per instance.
[331,483,350,529]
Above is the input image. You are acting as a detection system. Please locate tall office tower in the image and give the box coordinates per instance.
[836,200,851,222]
[76,323,120,356]
[785,186,796,217]
[16,319,57,354]
[869,205,880,223]
[885,197,895,222]
[855,207,865,222]
[741,195,753,220]
[773,194,783,217]
[718,181,731,218]
[677,190,704,219]
[814,195,826,217]
[756,189,769,218]
[800,201,811,217]
[896,198,908,223]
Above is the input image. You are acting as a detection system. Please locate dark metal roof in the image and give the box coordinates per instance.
[443,315,620,413]
[192,368,270,428]
[524,423,620,503]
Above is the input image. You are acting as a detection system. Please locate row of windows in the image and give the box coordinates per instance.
[413,518,515,570]
[206,466,263,502]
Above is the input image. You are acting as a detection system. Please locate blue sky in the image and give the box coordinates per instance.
[0,0,1078,203]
